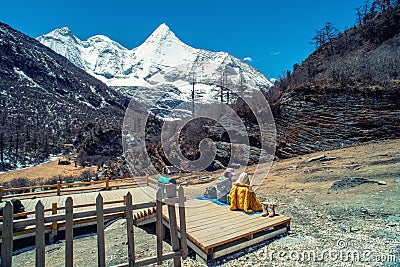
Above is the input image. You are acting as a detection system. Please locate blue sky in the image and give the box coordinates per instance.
[1,0,365,79]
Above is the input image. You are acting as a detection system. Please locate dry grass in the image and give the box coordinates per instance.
[0,159,97,184]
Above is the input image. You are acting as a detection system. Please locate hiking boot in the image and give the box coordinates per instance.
[262,202,269,217]
[269,203,276,217]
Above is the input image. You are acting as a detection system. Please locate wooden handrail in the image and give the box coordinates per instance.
[147,177,158,184]
[0,201,157,231]
[0,177,144,201]
[0,198,126,222]
[3,184,58,192]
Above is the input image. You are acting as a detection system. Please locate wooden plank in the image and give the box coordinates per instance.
[35,201,45,267]
[65,197,74,267]
[1,201,13,267]
[131,187,154,203]
[195,215,287,244]
[202,217,291,249]
[139,186,158,199]
[178,186,188,259]
[162,202,232,219]
[50,202,58,244]
[156,189,163,265]
[211,227,288,259]
[167,203,181,267]
[135,251,180,267]
[96,194,105,267]
[185,212,264,233]
[165,182,181,267]
[184,212,249,231]
[182,210,252,228]
[125,192,135,267]
[112,251,179,267]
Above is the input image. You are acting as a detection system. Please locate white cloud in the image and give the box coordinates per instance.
[270,51,281,56]
[243,57,253,62]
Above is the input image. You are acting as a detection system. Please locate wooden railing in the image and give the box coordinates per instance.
[0,177,147,202]
[0,197,127,241]
[146,175,159,189]
[0,186,188,267]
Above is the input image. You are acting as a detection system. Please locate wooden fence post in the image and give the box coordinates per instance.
[57,181,61,196]
[166,185,181,267]
[105,177,110,190]
[125,192,135,267]
[1,201,13,267]
[50,202,58,244]
[35,201,45,267]
[123,195,127,218]
[0,186,3,202]
[96,194,105,267]
[156,188,163,265]
[65,197,74,267]
[178,186,188,259]
[146,174,149,186]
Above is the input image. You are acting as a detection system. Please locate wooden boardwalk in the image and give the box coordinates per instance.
[1,186,290,262]
[162,199,291,263]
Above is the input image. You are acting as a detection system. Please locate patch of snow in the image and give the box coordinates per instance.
[13,67,42,88]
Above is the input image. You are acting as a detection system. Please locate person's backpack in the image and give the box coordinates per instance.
[203,186,217,199]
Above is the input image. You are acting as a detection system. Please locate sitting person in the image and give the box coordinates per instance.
[216,168,235,203]
[235,172,250,184]
[229,172,262,213]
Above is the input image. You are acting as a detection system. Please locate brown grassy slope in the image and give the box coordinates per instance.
[0,159,96,184]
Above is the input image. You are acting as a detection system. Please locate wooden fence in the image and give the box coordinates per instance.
[0,176,149,202]
[0,186,188,267]
[0,197,128,242]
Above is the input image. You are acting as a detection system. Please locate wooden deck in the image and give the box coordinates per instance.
[2,186,290,263]
[162,199,291,263]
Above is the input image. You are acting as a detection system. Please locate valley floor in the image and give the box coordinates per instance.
[11,139,400,266]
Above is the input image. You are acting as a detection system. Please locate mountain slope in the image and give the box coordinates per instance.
[0,22,129,171]
[270,2,400,158]
[37,24,273,117]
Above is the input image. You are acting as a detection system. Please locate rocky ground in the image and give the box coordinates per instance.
[11,139,400,266]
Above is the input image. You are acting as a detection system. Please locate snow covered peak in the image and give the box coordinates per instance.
[37,24,273,117]
[37,27,83,67]
[55,26,73,35]
[40,26,77,41]
[146,23,175,41]
[139,23,187,50]
[86,34,127,50]
[152,23,172,37]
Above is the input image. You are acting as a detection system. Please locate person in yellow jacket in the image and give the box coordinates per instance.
[229,172,262,213]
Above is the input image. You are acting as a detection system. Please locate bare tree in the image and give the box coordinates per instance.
[312,22,339,54]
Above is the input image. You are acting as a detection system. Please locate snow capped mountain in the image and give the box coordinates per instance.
[37,24,273,117]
